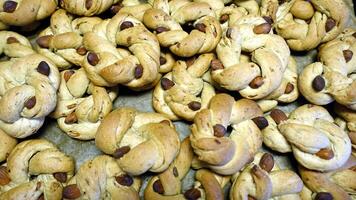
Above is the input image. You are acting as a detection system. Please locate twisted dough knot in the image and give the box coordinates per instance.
[145,138,229,200]
[0,129,16,162]
[256,56,299,112]
[95,107,180,176]
[299,29,356,110]
[153,53,216,121]
[0,139,74,200]
[0,0,57,29]
[334,104,356,157]
[0,54,60,138]
[143,0,222,57]
[64,155,140,200]
[60,0,120,16]
[0,31,34,58]
[82,13,161,90]
[35,9,102,70]
[299,156,356,200]
[262,104,352,171]
[230,152,303,200]
[211,15,290,100]
[190,93,266,175]
[51,69,117,140]
[262,0,349,51]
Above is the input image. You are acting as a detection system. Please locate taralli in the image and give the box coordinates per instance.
[230,152,303,200]
[299,29,356,110]
[95,107,180,176]
[143,0,222,57]
[0,139,74,200]
[60,0,120,16]
[0,54,60,138]
[262,105,352,171]
[0,129,16,163]
[63,155,140,200]
[261,0,349,51]
[190,93,266,175]
[144,137,194,200]
[256,56,299,112]
[334,103,356,157]
[153,53,216,121]
[0,0,57,30]
[82,13,161,90]
[299,156,356,200]
[0,31,34,58]
[51,68,117,140]
[211,15,290,100]
[35,9,102,70]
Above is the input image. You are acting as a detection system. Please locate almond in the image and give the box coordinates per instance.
[0,166,10,185]
[63,184,81,199]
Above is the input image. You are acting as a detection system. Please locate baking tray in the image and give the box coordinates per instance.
[22,0,356,198]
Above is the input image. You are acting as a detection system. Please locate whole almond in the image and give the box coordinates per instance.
[134,65,143,79]
[284,83,294,94]
[188,101,201,111]
[259,153,274,172]
[120,21,134,30]
[63,184,81,199]
[249,76,264,88]
[252,116,269,129]
[53,172,67,183]
[184,188,201,200]
[213,124,226,137]
[312,75,325,92]
[24,96,36,109]
[3,1,17,13]
[64,112,78,124]
[0,166,10,186]
[37,61,50,76]
[161,78,175,90]
[153,180,164,194]
[210,59,224,70]
[253,23,271,34]
[64,70,75,82]
[270,109,288,124]
[343,50,353,63]
[325,18,336,32]
[115,174,133,186]
[113,146,130,159]
[315,148,334,160]
[6,37,19,44]
[315,192,333,200]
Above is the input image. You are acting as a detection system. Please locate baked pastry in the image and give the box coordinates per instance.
[262,104,352,171]
[51,68,117,140]
[144,137,193,200]
[95,107,180,176]
[261,0,349,51]
[334,103,356,157]
[299,156,356,200]
[211,14,290,100]
[190,93,266,175]
[230,152,303,200]
[145,138,230,200]
[60,0,120,16]
[0,54,60,138]
[0,0,57,30]
[0,31,34,58]
[82,13,161,91]
[63,155,140,200]
[35,9,102,70]
[0,129,16,163]
[0,139,74,200]
[299,29,356,110]
[111,0,152,21]
[153,53,216,121]
[143,0,222,57]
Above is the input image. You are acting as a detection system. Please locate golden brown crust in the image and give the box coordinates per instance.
[51,68,117,140]
[190,93,264,175]
[299,29,356,110]
[143,0,222,57]
[262,105,352,171]
[263,0,350,51]
[95,107,180,175]
[60,0,120,16]
[299,156,356,200]
[35,9,102,70]
[0,0,57,29]
[153,53,216,121]
[0,139,74,200]
[67,155,140,200]
[0,54,60,138]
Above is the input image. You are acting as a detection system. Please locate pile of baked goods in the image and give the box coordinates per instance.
[0,0,355,199]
